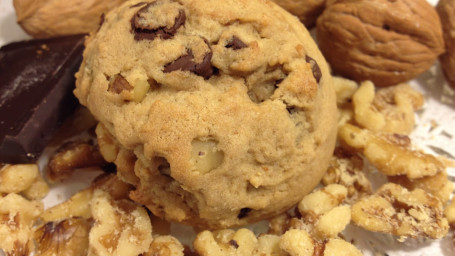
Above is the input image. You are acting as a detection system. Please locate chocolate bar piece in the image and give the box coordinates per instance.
[0,34,86,163]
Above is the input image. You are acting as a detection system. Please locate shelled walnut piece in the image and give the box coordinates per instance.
[46,140,108,182]
[351,183,449,240]
[13,0,125,38]
[317,0,444,87]
[0,164,49,200]
[352,82,424,135]
[322,147,372,203]
[0,193,43,255]
[193,228,362,256]
[437,0,455,89]
[34,217,91,256]
[338,123,445,179]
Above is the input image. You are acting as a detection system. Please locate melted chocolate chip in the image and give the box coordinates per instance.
[225,36,247,50]
[132,4,186,41]
[108,74,133,94]
[305,55,322,84]
[237,208,252,219]
[163,49,214,79]
[148,78,161,90]
[229,240,239,249]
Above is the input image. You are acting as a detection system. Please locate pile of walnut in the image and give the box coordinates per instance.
[1,75,454,255]
[3,0,455,255]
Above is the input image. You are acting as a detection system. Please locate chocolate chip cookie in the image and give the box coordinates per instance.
[75,0,337,229]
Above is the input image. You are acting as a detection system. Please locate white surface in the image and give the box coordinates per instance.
[1,0,454,255]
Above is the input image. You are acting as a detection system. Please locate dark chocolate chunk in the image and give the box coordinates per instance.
[163,48,214,79]
[229,240,239,249]
[225,36,247,50]
[0,34,85,163]
[132,3,186,41]
[305,55,322,84]
[237,207,252,219]
[108,74,133,94]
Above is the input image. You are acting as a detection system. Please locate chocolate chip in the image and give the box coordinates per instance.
[131,3,186,41]
[237,207,252,219]
[163,48,214,79]
[305,55,322,84]
[225,36,247,50]
[148,78,161,90]
[229,240,239,249]
[108,74,133,94]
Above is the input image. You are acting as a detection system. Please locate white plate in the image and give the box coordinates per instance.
[1,0,454,255]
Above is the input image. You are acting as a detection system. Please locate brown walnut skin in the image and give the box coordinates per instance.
[437,0,455,90]
[271,0,326,28]
[13,0,125,38]
[316,0,445,87]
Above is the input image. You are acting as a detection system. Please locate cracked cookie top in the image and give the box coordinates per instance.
[75,0,337,229]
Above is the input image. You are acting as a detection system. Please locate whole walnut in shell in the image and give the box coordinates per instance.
[316,0,444,87]
[437,0,455,89]
[271,0,326,28]
[13,0,125,38]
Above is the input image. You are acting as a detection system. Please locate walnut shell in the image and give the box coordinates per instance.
[271,0,326,28]
[13,0,125,38]
[437,0,455,89]
[316,0,444,87]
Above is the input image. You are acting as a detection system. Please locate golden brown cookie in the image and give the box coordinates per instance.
[75,0,337,229]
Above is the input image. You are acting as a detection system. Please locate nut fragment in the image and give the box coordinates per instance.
[0,193,43,254]
[88,189,153,256]
[194,228,363,256]
[444,199,455,228]
[322,147,372,203]
[296,184,351,240]
[143,236,184,256]
[46,140,107,182]
[351,183,449,240]
[338,123,445,179]
[0,164,39,194]
[190,138,224,174]
[41,173,132,222]
[437,0,455,89]
[317,0,444,86]
[34,217,91,256]
[95,123,120,163]
[352,82,423,135]
[388,171,454,205]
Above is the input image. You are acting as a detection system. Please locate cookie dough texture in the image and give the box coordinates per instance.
[437,0,455,89]
[13,0,125,38]
[317,0,445,87]
[75,0,337,229]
